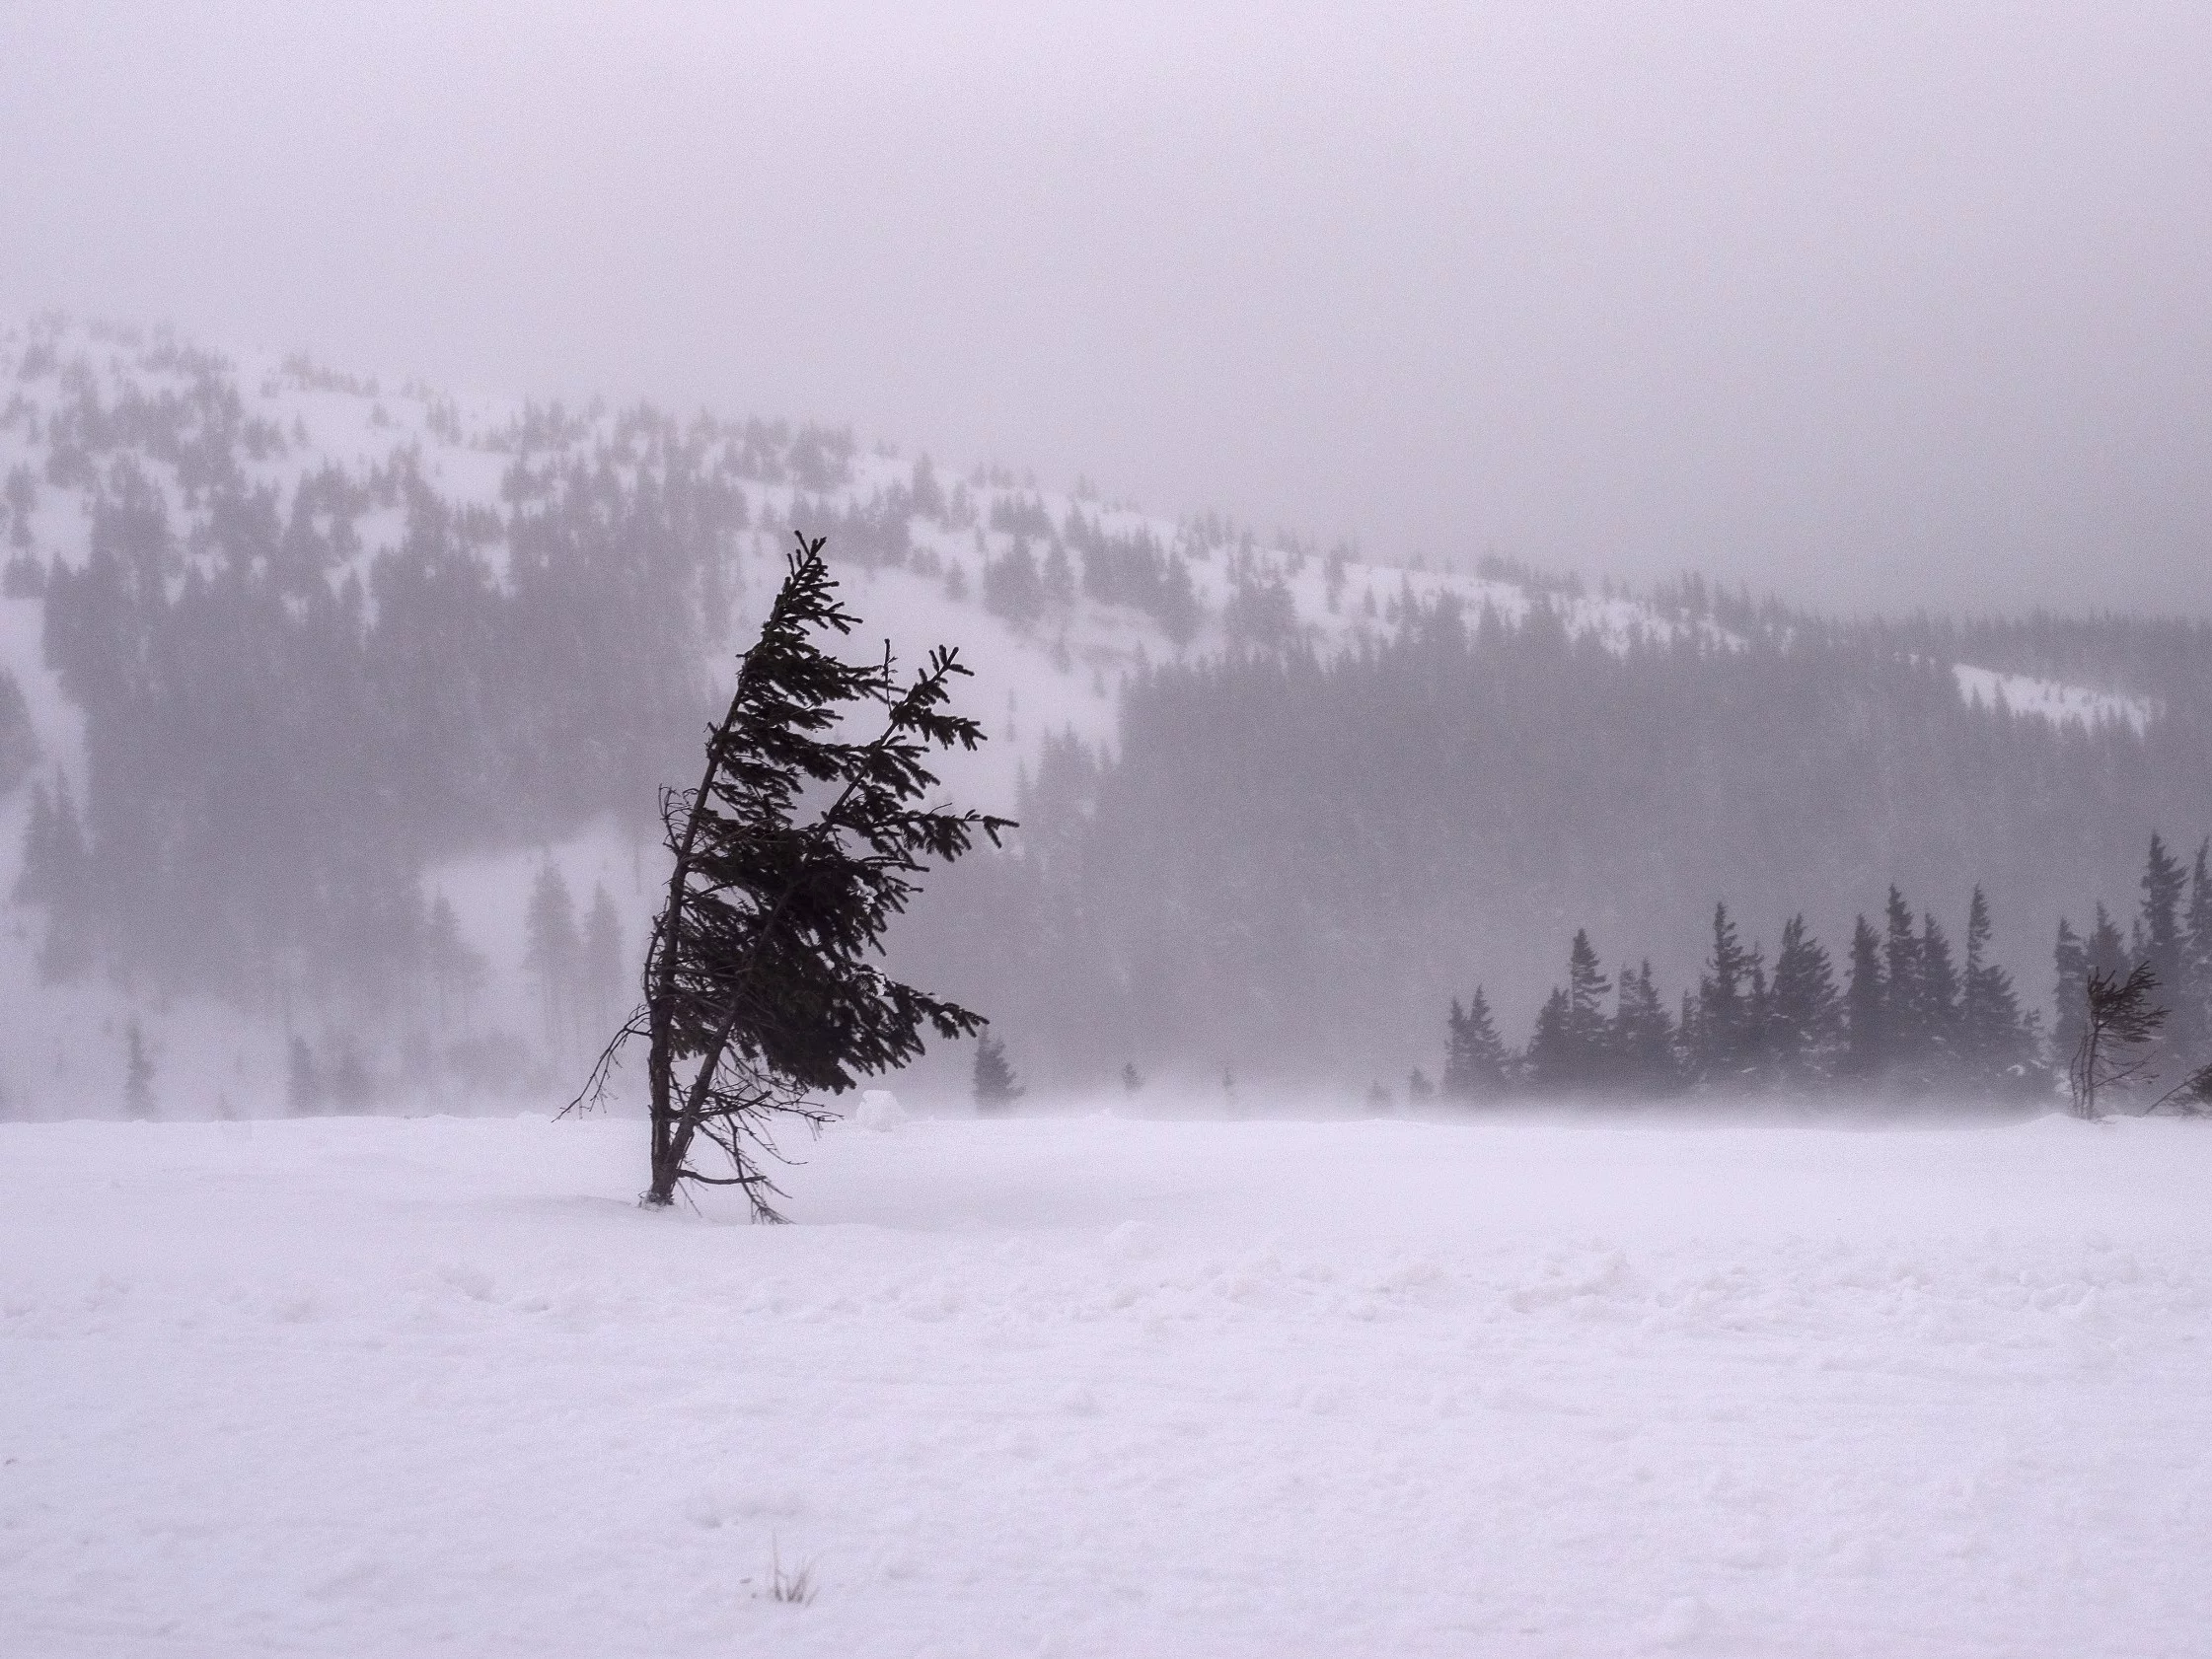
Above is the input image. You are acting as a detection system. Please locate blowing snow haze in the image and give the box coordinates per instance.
[6,2,2212,618]
[15,12,2212,1655]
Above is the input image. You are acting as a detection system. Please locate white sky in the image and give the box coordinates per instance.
[4,1,2209,614]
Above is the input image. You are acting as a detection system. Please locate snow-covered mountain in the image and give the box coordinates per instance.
[2,316,2156,817]
[0,315,2197,1114]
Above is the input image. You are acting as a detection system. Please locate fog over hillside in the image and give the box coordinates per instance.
[12,13,2212,1654]
[1,316,2208,1116]
[10,5,2212,618]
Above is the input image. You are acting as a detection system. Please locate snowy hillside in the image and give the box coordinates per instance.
[0,315,2202,1114]
[0,315,2145,817]
[5,1109,2209,1657]
[1952,663,2160,735]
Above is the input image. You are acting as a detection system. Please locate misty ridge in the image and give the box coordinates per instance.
[2,312,2210,1121]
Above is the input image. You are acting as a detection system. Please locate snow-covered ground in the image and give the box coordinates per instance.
[5,1110,2209,1657]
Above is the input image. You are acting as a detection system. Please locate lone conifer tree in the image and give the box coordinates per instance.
[972,1032,1024,1113]
[574,536,1010,1216]
[123,1022,154,1119]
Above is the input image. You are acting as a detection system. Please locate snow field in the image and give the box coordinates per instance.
[3,1111,2210,1657]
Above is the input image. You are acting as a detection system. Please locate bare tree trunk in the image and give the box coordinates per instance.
[643,725,735,1206]
[2071,1020,2100,1118]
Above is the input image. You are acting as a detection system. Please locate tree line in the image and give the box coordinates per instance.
[1434,848,2208,1104]
[1444,831,2212,1110]
[897,596,2212,1094]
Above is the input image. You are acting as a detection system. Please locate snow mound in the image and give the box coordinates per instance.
[852,1089,905,1131]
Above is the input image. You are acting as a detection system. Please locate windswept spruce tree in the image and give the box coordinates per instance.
[575,535,1011,1216]
[2070,963,2165,1119]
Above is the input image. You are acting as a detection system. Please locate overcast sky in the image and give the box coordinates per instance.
[5,2,2209,615]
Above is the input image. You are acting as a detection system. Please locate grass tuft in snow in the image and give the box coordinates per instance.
[766,1537,817,1607]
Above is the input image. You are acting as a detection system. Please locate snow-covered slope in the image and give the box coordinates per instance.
[0,320,1738,805]
[1954,663,2160,735]
[0,316,2157,813]
[4,1109,2208,1657]
[0,317,2181,1116]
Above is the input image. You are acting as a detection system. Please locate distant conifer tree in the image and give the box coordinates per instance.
[1442,987,1512,1101]
[2182,840,2212,1063]
[1525,931,1611,1092]
[2087,902,2130,983]
[1042,541,1076,610]
[13,778,51,904]
[1959,887,2034,1092]
[525,865,581,1056]
[1769,914,1842,1085]
[1524,986,1574,1091]
[15,772,93,981]
[1443,998,1470,1094]
[1842,915,1885,1079]
[1915,911,1962,1084]
[1157,555,1202,646]
[1743,956,1774,1082]
[1675,988,1701,1074]
[423,894,487,1035]
[1694,902,1760,1086]
[972,1032,1024,1114]
[907,454,946,521]
[287,1036,324,1116]
[330,1040,373,1112]
[2051,917,2089,1076]
[2139,834,2188,979]
[123,1022,154,1119]
[1565,928,1612,1079]
[583,884,625,1035]
[1610,961,1679,1092]
[983,540,1045,627]
[2138,834,2190,1072]
[1882,887,1921,1062]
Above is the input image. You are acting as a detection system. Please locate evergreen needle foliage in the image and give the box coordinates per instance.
[573,535,1011,1216]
